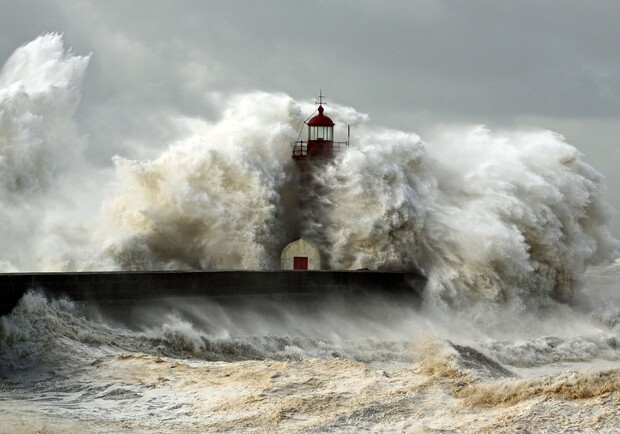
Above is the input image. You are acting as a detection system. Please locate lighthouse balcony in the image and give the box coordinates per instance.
[292,140,348,158]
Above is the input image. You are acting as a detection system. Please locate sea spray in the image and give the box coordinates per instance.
[102,93,302,270]
[0,34,617,310]
[314,126,616,307]
[102,91,617,307]
[0,34,103,272]
[0,33,89,198]
[428,127,616,307]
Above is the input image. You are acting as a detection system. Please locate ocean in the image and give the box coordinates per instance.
[1,262,619,432]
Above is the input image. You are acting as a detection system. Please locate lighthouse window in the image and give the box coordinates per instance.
[309,126,333,141]
[310,127,318,140]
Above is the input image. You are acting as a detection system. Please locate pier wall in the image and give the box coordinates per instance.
[0,270,425,316]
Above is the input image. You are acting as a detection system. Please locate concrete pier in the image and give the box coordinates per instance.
[0,270,426,316]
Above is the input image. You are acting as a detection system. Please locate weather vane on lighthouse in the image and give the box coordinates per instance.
[315,89,327,106]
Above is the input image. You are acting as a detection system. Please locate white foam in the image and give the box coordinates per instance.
[1,36,616,313]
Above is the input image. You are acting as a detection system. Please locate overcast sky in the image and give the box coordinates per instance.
[2,0,620,234]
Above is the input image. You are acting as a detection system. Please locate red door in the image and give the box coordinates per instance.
[294,257,308,270]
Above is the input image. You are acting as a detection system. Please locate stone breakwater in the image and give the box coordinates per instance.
[0,270,425,316]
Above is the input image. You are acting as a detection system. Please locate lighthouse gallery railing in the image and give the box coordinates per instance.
[292,141,349,157]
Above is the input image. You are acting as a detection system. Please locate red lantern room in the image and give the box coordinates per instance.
[292,91,349,162]
[306,105,334,156]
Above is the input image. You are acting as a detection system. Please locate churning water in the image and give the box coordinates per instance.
[1,34,619,432]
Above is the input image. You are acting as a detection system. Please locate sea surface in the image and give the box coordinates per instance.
[1,262,619,433]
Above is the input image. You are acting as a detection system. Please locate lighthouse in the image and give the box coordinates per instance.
[281,92,349,270]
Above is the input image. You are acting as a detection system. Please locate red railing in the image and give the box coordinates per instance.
[292,141,348,157]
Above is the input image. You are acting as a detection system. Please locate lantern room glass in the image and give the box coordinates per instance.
[309,126,333,141]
